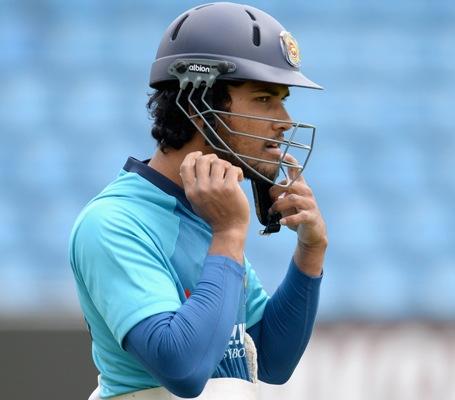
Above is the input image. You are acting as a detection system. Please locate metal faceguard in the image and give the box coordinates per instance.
[168,58,316,188]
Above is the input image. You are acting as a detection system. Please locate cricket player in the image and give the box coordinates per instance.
[70,3,327,399]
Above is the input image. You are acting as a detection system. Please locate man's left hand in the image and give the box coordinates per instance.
[269,154,327,275]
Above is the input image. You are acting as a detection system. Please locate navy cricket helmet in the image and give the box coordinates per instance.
[149,2,322,89]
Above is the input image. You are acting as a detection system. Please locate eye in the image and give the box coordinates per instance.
[256,96,270,103]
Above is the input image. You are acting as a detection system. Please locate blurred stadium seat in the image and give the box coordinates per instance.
[0,0,454,321]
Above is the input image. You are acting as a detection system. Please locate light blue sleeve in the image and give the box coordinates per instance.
[244,257,270,329]
[71,203,182,346]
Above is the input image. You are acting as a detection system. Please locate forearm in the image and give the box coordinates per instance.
[248,258,322,384]
[124,255,244,398]
[293,240,327,277]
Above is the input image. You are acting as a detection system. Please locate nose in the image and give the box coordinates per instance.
[272,105,293,132]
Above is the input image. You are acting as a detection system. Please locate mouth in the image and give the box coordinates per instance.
[264,140,283,157]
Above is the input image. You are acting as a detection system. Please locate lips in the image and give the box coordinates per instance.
[264,142,282,157]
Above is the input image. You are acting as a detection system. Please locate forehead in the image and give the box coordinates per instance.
[229,81,290,96]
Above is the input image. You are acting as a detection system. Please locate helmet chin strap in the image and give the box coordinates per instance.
[168,58,316,234]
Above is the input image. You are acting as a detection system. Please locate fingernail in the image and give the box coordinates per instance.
[279,218,286,225]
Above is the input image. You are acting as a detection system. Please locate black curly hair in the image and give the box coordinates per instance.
[146,81,243,153]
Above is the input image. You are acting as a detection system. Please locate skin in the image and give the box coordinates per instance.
[149,81,327,276]
[210,82,293,181]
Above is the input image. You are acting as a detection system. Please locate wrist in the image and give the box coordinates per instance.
[293,239,327,277]
[209,229,247,265]
[297,237,328,253]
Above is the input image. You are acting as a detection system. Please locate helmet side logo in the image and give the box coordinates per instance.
[188,63,211,73]
[280,31,301,68]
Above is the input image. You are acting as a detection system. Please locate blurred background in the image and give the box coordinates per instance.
[1,0,454,399]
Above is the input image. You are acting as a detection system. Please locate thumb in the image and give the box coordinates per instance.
[282,153,301,181]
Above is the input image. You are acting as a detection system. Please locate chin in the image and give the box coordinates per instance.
[243,163,279,182]
[212,149,278,182]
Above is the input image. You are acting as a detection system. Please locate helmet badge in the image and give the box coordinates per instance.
[280,31,301,68]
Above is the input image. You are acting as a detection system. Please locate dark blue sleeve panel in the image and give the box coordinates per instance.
[123,255,245,399]
[247,258,322,384]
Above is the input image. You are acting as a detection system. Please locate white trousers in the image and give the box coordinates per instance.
[89,334,259,399]
[89,378,258,400]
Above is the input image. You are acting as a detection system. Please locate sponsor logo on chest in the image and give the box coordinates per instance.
[224,323,246,360]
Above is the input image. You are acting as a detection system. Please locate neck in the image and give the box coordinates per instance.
[148,138,209,188]
[148,149,185,187]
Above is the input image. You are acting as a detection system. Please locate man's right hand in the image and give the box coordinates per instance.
[180,152,250,263]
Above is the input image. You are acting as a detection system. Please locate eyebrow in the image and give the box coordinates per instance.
[251,86,290,98]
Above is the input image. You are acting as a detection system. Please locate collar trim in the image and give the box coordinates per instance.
[123,157,194,212]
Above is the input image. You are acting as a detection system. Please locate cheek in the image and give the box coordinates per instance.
[224,114,271,150]
[230,117,269,138]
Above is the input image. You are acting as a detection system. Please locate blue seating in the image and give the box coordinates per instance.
[1,0,454,319]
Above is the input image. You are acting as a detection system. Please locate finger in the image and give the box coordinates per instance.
[269,180,288,200]
[271,194,315,214]
[195,154,218,186]
[182,151,203,164]
[282,152,298,166]
[280,210,316,227]
[282,153,304,183]
[210,159,231,181]
[283,153,306,187]
[225,165,244,185]
[270,178,313,199]
[269,177,300,201]
[180,151,203,188]
[269,169,305,200]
